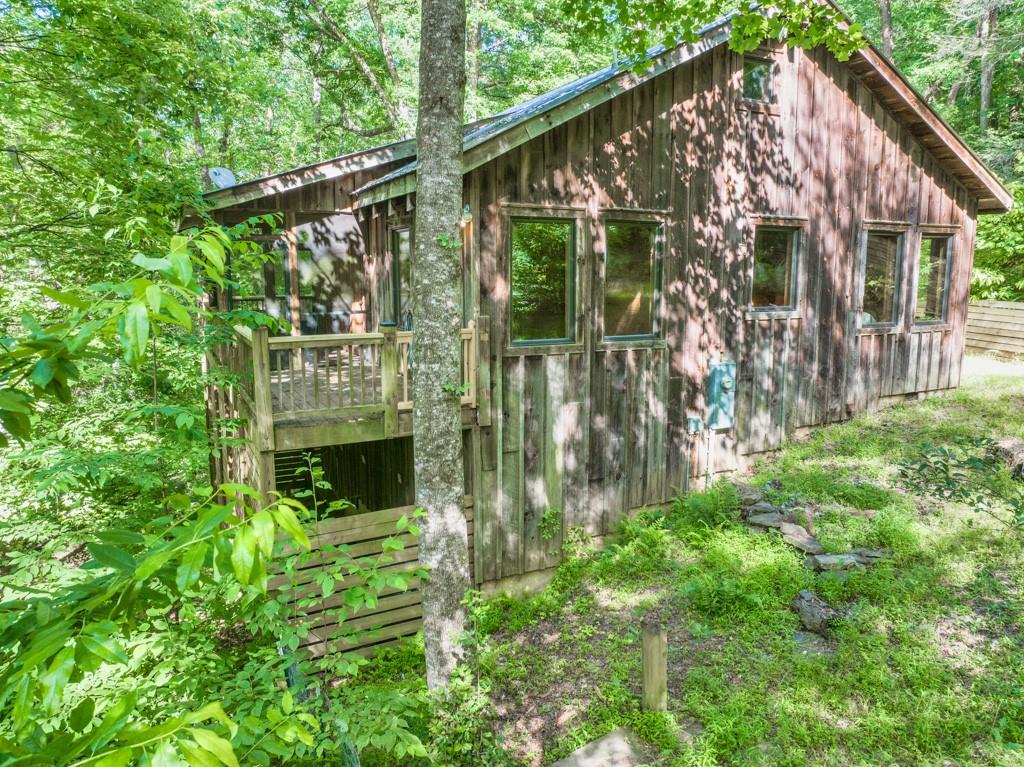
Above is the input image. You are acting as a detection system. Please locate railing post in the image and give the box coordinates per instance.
[250,326,275,452]
[476,315,491,427]
[641,618,668,712]
[381,323,398,438]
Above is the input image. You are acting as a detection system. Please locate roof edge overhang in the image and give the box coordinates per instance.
[201,138,415,211]
[845,42,1011,213]
[353,13,1011,215]
[353,17,735,207]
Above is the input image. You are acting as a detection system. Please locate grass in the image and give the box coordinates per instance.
[357,356,1024,767]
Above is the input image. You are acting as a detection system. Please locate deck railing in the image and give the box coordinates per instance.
[226,320,483,440]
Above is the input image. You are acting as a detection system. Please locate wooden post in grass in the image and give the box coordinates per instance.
[642,618,667,712]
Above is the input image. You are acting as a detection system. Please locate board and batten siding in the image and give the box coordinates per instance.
[965,301,1024,357]
[228,39,982,590]
[383,41,979,585]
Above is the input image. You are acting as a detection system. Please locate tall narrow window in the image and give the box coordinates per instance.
[381,228,412,327]
[510,219,574,343]
[394,228,413,329]
[915,235,950,323]
[862,232,901,326]
[743,57,773,102]
[751,227,797,309]
[604,220,660,338]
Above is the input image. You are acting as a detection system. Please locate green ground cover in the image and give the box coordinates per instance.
[359,356,1024,767]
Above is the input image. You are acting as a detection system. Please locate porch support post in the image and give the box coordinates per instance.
[381,323,399,437]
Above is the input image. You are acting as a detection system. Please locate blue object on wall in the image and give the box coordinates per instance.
[706,360,737,430]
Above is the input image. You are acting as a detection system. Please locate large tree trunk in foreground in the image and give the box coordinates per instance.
[413,0,471,690]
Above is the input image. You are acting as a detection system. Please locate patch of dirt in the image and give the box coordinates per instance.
[490,585,714,766]
[934,615,993,672]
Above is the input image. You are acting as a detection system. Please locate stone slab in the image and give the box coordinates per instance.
[548,727,649,767]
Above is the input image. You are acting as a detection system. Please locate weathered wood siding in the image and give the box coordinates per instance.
[214,41,982,590]
[965,301,1024,357]
[442,43,976,583]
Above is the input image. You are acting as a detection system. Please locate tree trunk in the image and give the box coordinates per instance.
[466,0,483,121]
[878,0,893,59]
[192,110,212,191]
[979,6,997,132]
[413,0,471,690]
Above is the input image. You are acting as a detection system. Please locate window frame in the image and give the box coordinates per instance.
[857,226,906,331]
[912,231,954,327]
[747,223,803,318]
[503,206,584,352]
[599,211,665,344]
[380,221,413,328]
[742,55,776,105]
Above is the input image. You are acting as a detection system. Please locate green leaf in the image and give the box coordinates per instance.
[78,633,129,665]
[271,505,309,550]
[176,542,207,592]
[183,702,237,739]
[250,511,275,558]
[87,543,136,573]
[94,748,133,767]
[69,697,96,732]
[39,646,75,713]
[281,690,293,715]
[230,525,256,585]
[11,674,33,731]
[123,300,150,364]
[30,357,57,388]
[132,253,172,272]
[146,284,163,314]
[178,740,220,767]
[194,237,225,272]
[39,286,89,308]
[169,250,194,286]
[188,728,239,767]
[0,388,32,414]
[162,294,193,330]
[135,546,177,581]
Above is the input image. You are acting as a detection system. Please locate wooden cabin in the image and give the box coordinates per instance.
[202,18,1010,652]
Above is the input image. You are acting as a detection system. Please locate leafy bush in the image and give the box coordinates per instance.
[425,665,513,767]
[592,513,680,585]
[900,438,1024,531]
[973,184,1024,301]
[679,529,809,623]
[668,481,741,534]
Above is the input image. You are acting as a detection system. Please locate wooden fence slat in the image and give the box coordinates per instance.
[965,302,1024,357]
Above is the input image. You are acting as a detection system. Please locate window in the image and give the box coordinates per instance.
[743,57,773,102]
[915,235,950,323]
[751,227,797,309]
[604,220,661,338]
[394,228,413,329]
[862,232,902,326]
[381,228,412,327]
[510,219,574,343]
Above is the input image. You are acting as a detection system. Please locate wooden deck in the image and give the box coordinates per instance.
[215,321,489,452]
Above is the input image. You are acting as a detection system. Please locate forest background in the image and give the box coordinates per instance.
[1,0,1023,763]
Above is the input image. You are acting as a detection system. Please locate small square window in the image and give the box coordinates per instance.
[743,58,773,102]
[915,235,951,323]
[751,227,797,309]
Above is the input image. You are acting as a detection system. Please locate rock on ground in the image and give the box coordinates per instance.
[548,727,650,767]
[995,438,1024,478]
[791,590,845,636]
[779,522,825,555]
